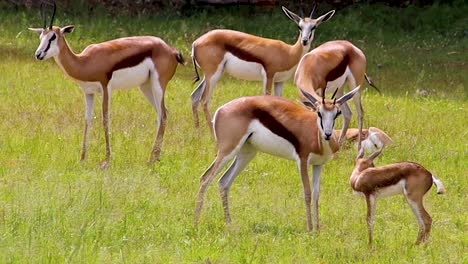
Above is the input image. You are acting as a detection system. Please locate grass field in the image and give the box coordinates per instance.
[0,3,467,263]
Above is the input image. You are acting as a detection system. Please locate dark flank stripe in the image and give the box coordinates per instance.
[325,54,349,82]
[225,44,265,66]
[107,49,153,79]
[252,109,300,153]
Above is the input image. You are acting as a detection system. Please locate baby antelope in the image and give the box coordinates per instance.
[350,147,445,245]
[334,127,392,152]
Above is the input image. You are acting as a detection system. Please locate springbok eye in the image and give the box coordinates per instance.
[297,25,302,31]
[317,112,322,118]
[50,34,57,41]
[336,110,341,117]
[374,143,378,148]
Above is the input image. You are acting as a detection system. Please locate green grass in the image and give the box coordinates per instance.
[0,4,467,263]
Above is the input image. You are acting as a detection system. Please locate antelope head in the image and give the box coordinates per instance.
[355,146,384,171]
[301,86,360,141]
[282,4,335,46]
[28,3,75,60]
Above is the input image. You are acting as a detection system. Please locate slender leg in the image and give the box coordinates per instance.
[191,77,206,129]
[140,74,166,163]
[218,145,256,224]
[263,76,274,95]
[80,93,95,161]
[365,194,376,246]
[312,165,322,231]
[273,82,285,96]
[201,74,221,136]
[405,192,432,244]
[194,154,231,225]
[100,83,111,169]
[352,92,364,151]
[297,160,313,232]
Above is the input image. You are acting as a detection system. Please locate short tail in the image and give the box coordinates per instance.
[432,175,446,194]
[175,51,186,65]
[365,73,381,94]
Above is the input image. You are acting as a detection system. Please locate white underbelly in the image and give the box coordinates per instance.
[247,120,298,160]
[376,180,405,198]
[224,52,265,81]
[77,58,154,94]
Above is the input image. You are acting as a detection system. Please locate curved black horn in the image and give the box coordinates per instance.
[321,87,325,104]
[49,2,57,29]
[41,3,46,29]
[331,88,339,100]
[310,2,317,18]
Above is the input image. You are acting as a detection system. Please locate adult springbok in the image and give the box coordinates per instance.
[29,4,185,168]
[350,147,445,245]
[194,86,361,232]
[191,5,335,133]
[295,40,380,151]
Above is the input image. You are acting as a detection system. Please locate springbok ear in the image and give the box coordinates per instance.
[368,147,384,162]
[356,147,365,160]
[282,6,302,25]
[336,86,361,106]
[300,89,319,110]
[28,28,43,35]
[60,25,75,35]
[315,10,335,25]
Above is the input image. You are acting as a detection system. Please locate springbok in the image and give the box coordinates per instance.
[333,127,392,152]
[350,147,445,245]
[29,3,185,168]
[295,40,380,151]
[190,5,335,133]
[194,86,361,232]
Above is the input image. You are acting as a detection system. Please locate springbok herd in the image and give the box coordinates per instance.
[28,3,445,245]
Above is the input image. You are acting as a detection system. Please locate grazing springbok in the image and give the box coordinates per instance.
[295,40,380,151]
[29,4,185,168]
[350,147,445,245]
[191,5,335,133]
[333,127,392,152]
[194,86,361,232]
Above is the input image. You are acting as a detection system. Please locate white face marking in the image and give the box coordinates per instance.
[317,106,340,140]
[224,52,265,81]
[247,120,298,161]
[35,30,59,60]
[298,20,317,46]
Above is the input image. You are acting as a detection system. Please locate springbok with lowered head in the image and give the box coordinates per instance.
[194,86,361,232]
[295,40,380,151]
[191,5,335,133]
[350,147,445,245]
[29,4,185,168]
[334,126,392,152]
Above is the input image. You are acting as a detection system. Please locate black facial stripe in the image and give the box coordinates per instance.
[43,34,56,53]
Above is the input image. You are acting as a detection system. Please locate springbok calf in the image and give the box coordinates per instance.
[194,86,361,232]
[295,40,380,151]
[333,127,392,152]
[29,4,185,168]
[350,147,445,245]
[191,5,335,133]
